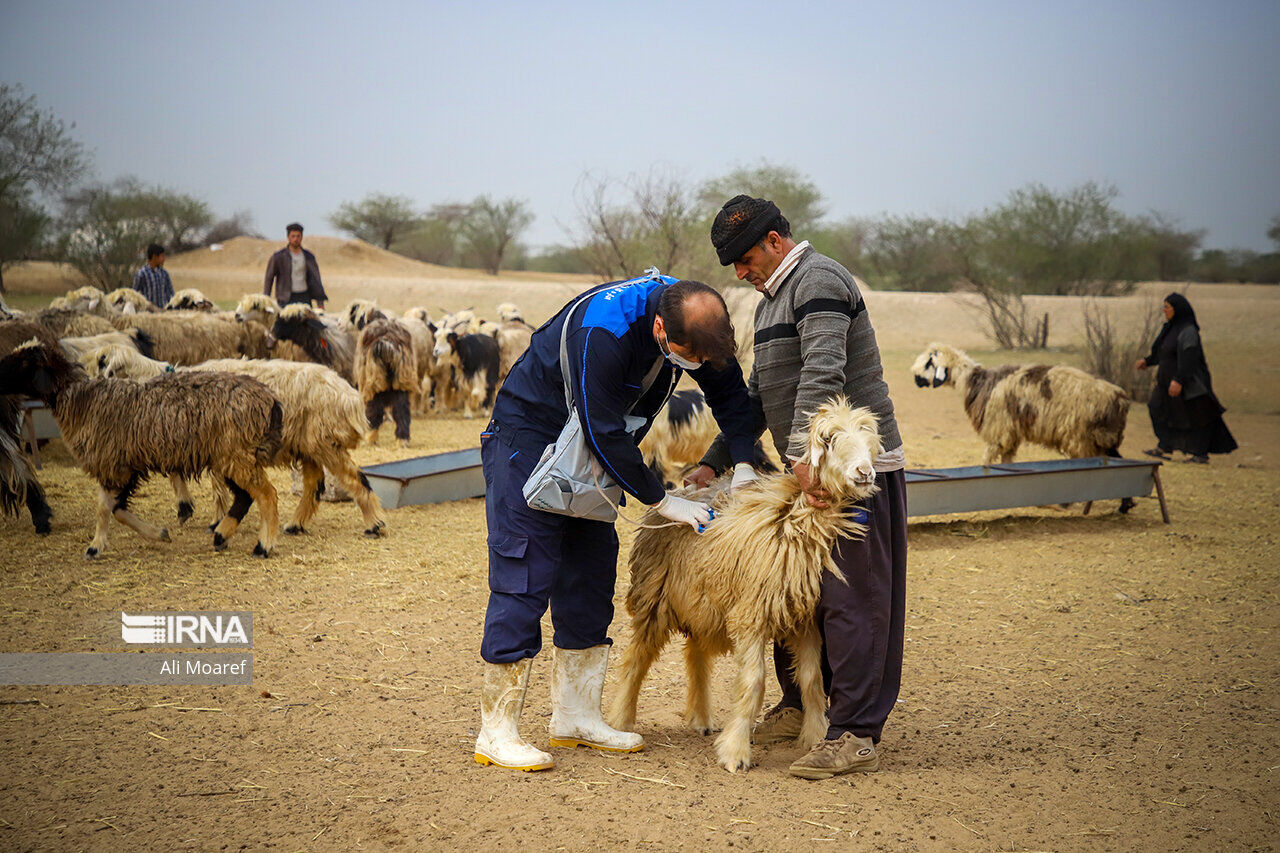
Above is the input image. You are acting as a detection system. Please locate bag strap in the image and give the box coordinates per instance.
[558,272,666,413]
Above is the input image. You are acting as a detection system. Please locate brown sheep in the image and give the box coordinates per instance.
[0,341,283,559]
[26,307,116,337]
[608,398,883,772]
[85,346,387,539]
[0,396,52,535]
[111,311,268,364]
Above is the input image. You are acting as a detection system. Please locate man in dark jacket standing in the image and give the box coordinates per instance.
[689,195,908,780]
[264,223,326,308]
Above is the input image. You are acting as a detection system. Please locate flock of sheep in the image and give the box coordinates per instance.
[0,284,535,558]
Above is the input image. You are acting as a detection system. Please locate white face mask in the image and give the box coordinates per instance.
[658,332,701,371]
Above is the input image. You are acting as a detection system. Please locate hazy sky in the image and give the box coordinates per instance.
[3,0,1278,252]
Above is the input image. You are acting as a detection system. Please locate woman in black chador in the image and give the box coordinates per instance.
[1135,293,1237,464]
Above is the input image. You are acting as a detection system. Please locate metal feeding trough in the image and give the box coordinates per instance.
[905,457,1169,523]
[361,448,485,509]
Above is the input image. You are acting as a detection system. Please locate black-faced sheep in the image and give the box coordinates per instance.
[267,304,356,385]
[608,398,883,773]
[0,341,283,558]
[85,346,387,538]
[0,396,52,535]
[354,318,418,446]
[433,327,499,419]
[910,343,1130,464]
[638,389,779,488]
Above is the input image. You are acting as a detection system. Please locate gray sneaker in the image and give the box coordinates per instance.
[788,732,878,779]
[752,705,803,745]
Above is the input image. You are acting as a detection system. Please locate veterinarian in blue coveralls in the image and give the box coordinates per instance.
[474,271,761,772]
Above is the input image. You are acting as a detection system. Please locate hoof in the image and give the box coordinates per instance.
[207,521,219,534]
[159,528,171,542]
[283,524,306,535]
[1118,497,1136,514]
[398,439,410,449]
[34,524,51,536]
[177,502,194,523]
[252,542,270,558]
[363,521,386,538]
[687,721,719,736]
[212,533,227,552]
[84,547,100,560]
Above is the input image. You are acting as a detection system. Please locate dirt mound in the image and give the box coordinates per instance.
[167,236,456,278]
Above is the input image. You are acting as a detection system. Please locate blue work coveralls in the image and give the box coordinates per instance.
[480,272,759,663]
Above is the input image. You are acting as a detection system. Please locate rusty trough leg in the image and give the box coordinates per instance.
[1152,465,1171,524]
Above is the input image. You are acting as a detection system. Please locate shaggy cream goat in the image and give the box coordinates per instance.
[111,311,268,364]
[106,288,160,314]
[638,389,779,488]
[910,343,1130,464]
[355,318,418,446]
[165,288,216,311]
[609,398,883,773]
[0,341,283,558]
[58,328,155,360]
[400,309,436,414]
[85,345,387,538]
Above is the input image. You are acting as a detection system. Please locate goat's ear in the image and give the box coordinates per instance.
[806,424,827,472]
[933,365,948,387]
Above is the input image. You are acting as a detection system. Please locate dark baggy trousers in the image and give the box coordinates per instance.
[773,468,908,743]
[479,427,620,663]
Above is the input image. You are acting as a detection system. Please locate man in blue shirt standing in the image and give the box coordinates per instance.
[474,271,764,772]
[132,243,174,308]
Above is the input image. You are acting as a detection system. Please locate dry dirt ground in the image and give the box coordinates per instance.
[1,254,1277,851]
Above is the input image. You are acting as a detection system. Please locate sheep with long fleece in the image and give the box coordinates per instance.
[234,293,279,327]
[355,318,418,446]
[166,288,216,311]
[25,307,116,337]
[434,327,498,419]
[608,398,883,773]
[401,308,437,414]
[639,389,779,488]
[58,328,155,360]
[50,285,110,316]
[491,319,532,385]
[85,345,387,538]
[106,288,160,314]
[0,395,52,535]
[0,341,283,558]
[266,303,356,385]
[910,343,1130,464]
[111,311,268,364]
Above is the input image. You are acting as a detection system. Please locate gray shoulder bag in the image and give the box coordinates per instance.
[522,291,665,522]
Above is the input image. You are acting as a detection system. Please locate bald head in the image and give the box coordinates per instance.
[657,280,736,369]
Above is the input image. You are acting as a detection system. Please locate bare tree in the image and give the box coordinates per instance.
[1082,299,1161,402]
[699,161,826,232]
[329,193,421,250]
[461,195,533,275]
[0,84,89,293]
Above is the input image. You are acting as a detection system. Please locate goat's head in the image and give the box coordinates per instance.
[798,397,883,497]
[433,326,454,359]
[106,288,150,314]
[404,306,432,326]
[166,289,215,312]
[270,304,331,363]
[0,339,79,402]
[235,293,279,325]
[497,302,524,324]
[345,299,386,331]
[910,343,963,389]
[59,286,108,315]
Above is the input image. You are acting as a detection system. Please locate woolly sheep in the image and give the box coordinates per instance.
[0,341,283,558]
[111,311,268,364]
[609,398,883,773]
[166,288,216,311]
[0,396,52,535]
[267,304,356,385]
[910,343,1130,464]
[355,318,418,446]
[85,345,387,538]
[638,389,779,488]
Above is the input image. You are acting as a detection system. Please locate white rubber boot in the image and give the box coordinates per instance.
[549,645,644,753]
[474,659,554,771]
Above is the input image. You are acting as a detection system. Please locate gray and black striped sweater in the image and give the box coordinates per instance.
[702,248,901,470]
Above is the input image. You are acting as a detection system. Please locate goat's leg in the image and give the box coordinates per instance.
[391,391,411,447]
[683,636,718,736]
[320,448,386,537]
[365,396,386,445]
[25,480,52,535]
[284,457,323,535]
[786,625,829,749]
[715,638,768,773]
[86,486,114,559]
[111,474,170,543]
[208,477,231,533]
[243,468,278,558]
[606,624,670,732]
[211,477,252,551]
[168,474,194,524]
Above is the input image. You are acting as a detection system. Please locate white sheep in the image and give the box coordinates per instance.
[608,398,883,773]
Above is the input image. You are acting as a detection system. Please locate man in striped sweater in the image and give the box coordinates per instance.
[690,195,908,779]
